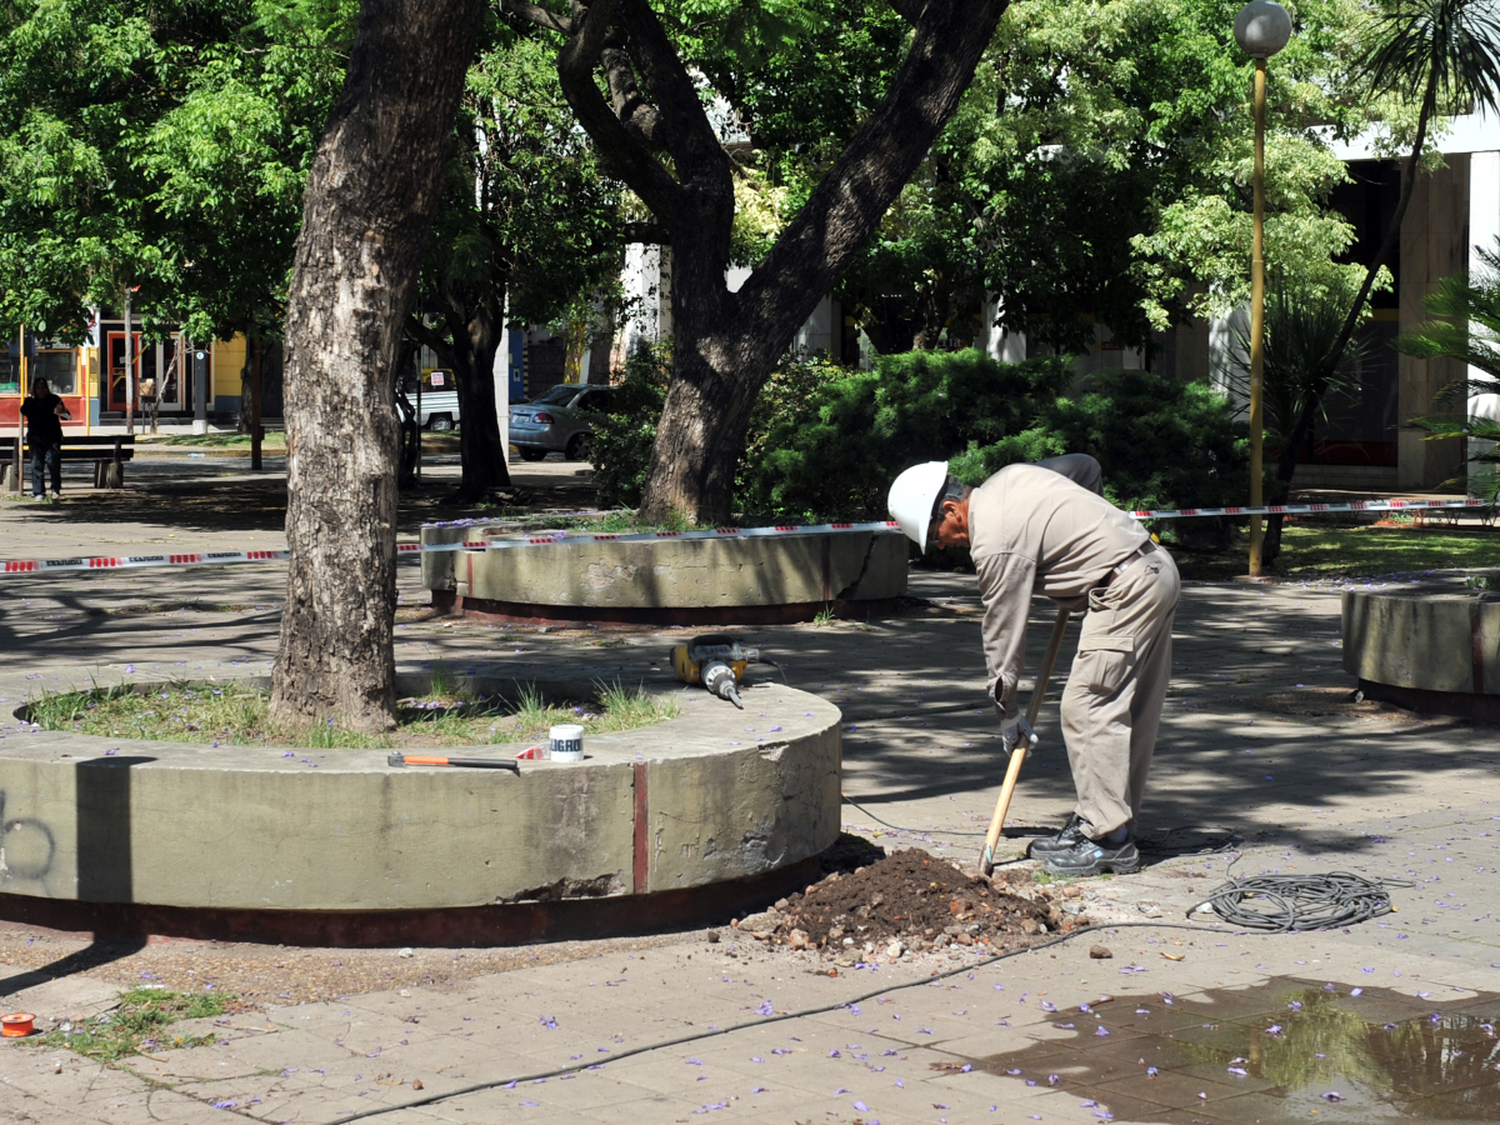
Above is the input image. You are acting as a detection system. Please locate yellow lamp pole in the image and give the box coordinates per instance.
[1234,1,1291,577]
[1249,55,1268,575]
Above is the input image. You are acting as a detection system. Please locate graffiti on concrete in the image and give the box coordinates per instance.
[0,792,55,881]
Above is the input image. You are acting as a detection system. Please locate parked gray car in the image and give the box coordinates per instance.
[509,384,617,461]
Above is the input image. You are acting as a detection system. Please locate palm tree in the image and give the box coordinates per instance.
[1267,0,1500,560]
[1396,237,1500,502]
[1228,284,1371,448]
[1229,284,1373,562]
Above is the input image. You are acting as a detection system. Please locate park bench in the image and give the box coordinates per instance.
[2,433,135,490]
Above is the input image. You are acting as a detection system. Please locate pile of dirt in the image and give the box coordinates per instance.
[731,848,1077,957]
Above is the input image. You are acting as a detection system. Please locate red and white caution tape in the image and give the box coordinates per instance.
[1126,497,1490,519]
[4,549,289,575]
[412,520,902,554]
[0,522,905,575]
[1,499,1489,576]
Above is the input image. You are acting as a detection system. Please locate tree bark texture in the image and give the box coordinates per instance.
[271,0,483,733]
[513,0,1008,522]
[444,291,513,501]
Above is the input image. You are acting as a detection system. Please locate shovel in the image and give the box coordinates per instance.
[979,608,1071,877]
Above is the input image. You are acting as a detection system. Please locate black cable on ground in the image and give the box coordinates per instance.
[317,919,1235,1125]
[839,792,988,837]
[1137,825,1240,857]
[1189,870,1414,933]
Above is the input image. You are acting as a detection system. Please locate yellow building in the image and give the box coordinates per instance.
[1,323,254,431]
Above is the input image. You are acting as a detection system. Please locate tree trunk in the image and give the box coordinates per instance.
[644,331,762,519]
[271,0,483,734]
[394,335,420,488]
[444,286,512,501]
[509,0,1006,522]
[406,295,514,501]
[249,333,264,472]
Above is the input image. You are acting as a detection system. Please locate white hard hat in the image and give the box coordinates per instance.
[887,461,950,552]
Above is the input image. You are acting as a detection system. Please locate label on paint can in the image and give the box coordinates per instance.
[548,723,585,761]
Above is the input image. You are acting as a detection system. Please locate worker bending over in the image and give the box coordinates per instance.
[887,458,1180,876]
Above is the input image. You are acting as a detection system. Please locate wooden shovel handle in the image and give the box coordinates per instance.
[980,608,1072,874]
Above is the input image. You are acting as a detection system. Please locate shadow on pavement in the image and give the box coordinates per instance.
[0,938,147,998]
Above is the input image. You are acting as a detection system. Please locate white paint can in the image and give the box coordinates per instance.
[548,724,585,762]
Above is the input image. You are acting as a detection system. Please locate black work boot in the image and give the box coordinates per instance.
[1026,814,1090,859]
[1040,833,1140,877]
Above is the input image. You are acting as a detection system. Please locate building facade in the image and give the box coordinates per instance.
[1,317,250,432]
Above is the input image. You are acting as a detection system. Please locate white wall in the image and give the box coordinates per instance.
[614,243,669,367]
[615,254,844,361]
[1209,308,1249,403]
[1325,109,1500,160]
[978,295,1027,363]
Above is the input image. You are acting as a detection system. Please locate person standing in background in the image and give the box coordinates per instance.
[20,377,70,500]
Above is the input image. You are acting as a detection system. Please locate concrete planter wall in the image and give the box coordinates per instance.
[1342,586,1500,719]
[421,525,908,623]
[0,676,841,943]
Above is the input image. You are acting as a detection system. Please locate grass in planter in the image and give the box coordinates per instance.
[26,678,677,749]
[26,680,270,743]
[418,679,679,745]
[31,986,233,1063]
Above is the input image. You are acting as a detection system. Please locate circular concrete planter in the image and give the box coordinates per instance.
[0,674,841,945]
[420,524,908,624]
[1342,585,1500,719]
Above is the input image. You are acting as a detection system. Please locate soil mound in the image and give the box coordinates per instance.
[735,848,1076,956]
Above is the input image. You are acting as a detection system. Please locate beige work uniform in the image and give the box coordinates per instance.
[968,464,1181,837]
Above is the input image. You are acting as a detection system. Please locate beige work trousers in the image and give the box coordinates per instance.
[1059,546,1180,838]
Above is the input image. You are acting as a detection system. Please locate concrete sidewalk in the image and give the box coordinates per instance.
[0,480,1496,1125]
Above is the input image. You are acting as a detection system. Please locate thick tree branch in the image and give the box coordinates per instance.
[549,0,683,219]
[404,314,448,357]
[503,0,572,34]
[887,0,924,24]
[613,0,730,188]
[601,30,662,145]
[734,0,1009,343]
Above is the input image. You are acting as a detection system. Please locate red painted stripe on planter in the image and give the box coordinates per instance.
[1473,601,1485,696]
[633,762,649,895]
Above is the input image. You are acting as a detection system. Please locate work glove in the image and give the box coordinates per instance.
[1000,712,1037,753]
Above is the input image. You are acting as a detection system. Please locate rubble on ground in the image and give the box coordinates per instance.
[731,848,1090,963]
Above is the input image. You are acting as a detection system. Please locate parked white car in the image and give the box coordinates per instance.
[398,370,460,431]
[416,389,460,431]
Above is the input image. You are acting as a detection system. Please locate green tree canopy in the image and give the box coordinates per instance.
[0,0,345,343]
[678,0,1397,360]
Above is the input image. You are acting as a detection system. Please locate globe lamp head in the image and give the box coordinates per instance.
[1234,0,1292,58]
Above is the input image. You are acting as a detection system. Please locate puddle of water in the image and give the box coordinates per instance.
[981,981,1500,1124]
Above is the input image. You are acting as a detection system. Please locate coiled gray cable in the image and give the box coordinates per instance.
[1189,869,1414,932]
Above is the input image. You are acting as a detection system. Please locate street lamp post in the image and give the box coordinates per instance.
[1234,0,1292,577]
